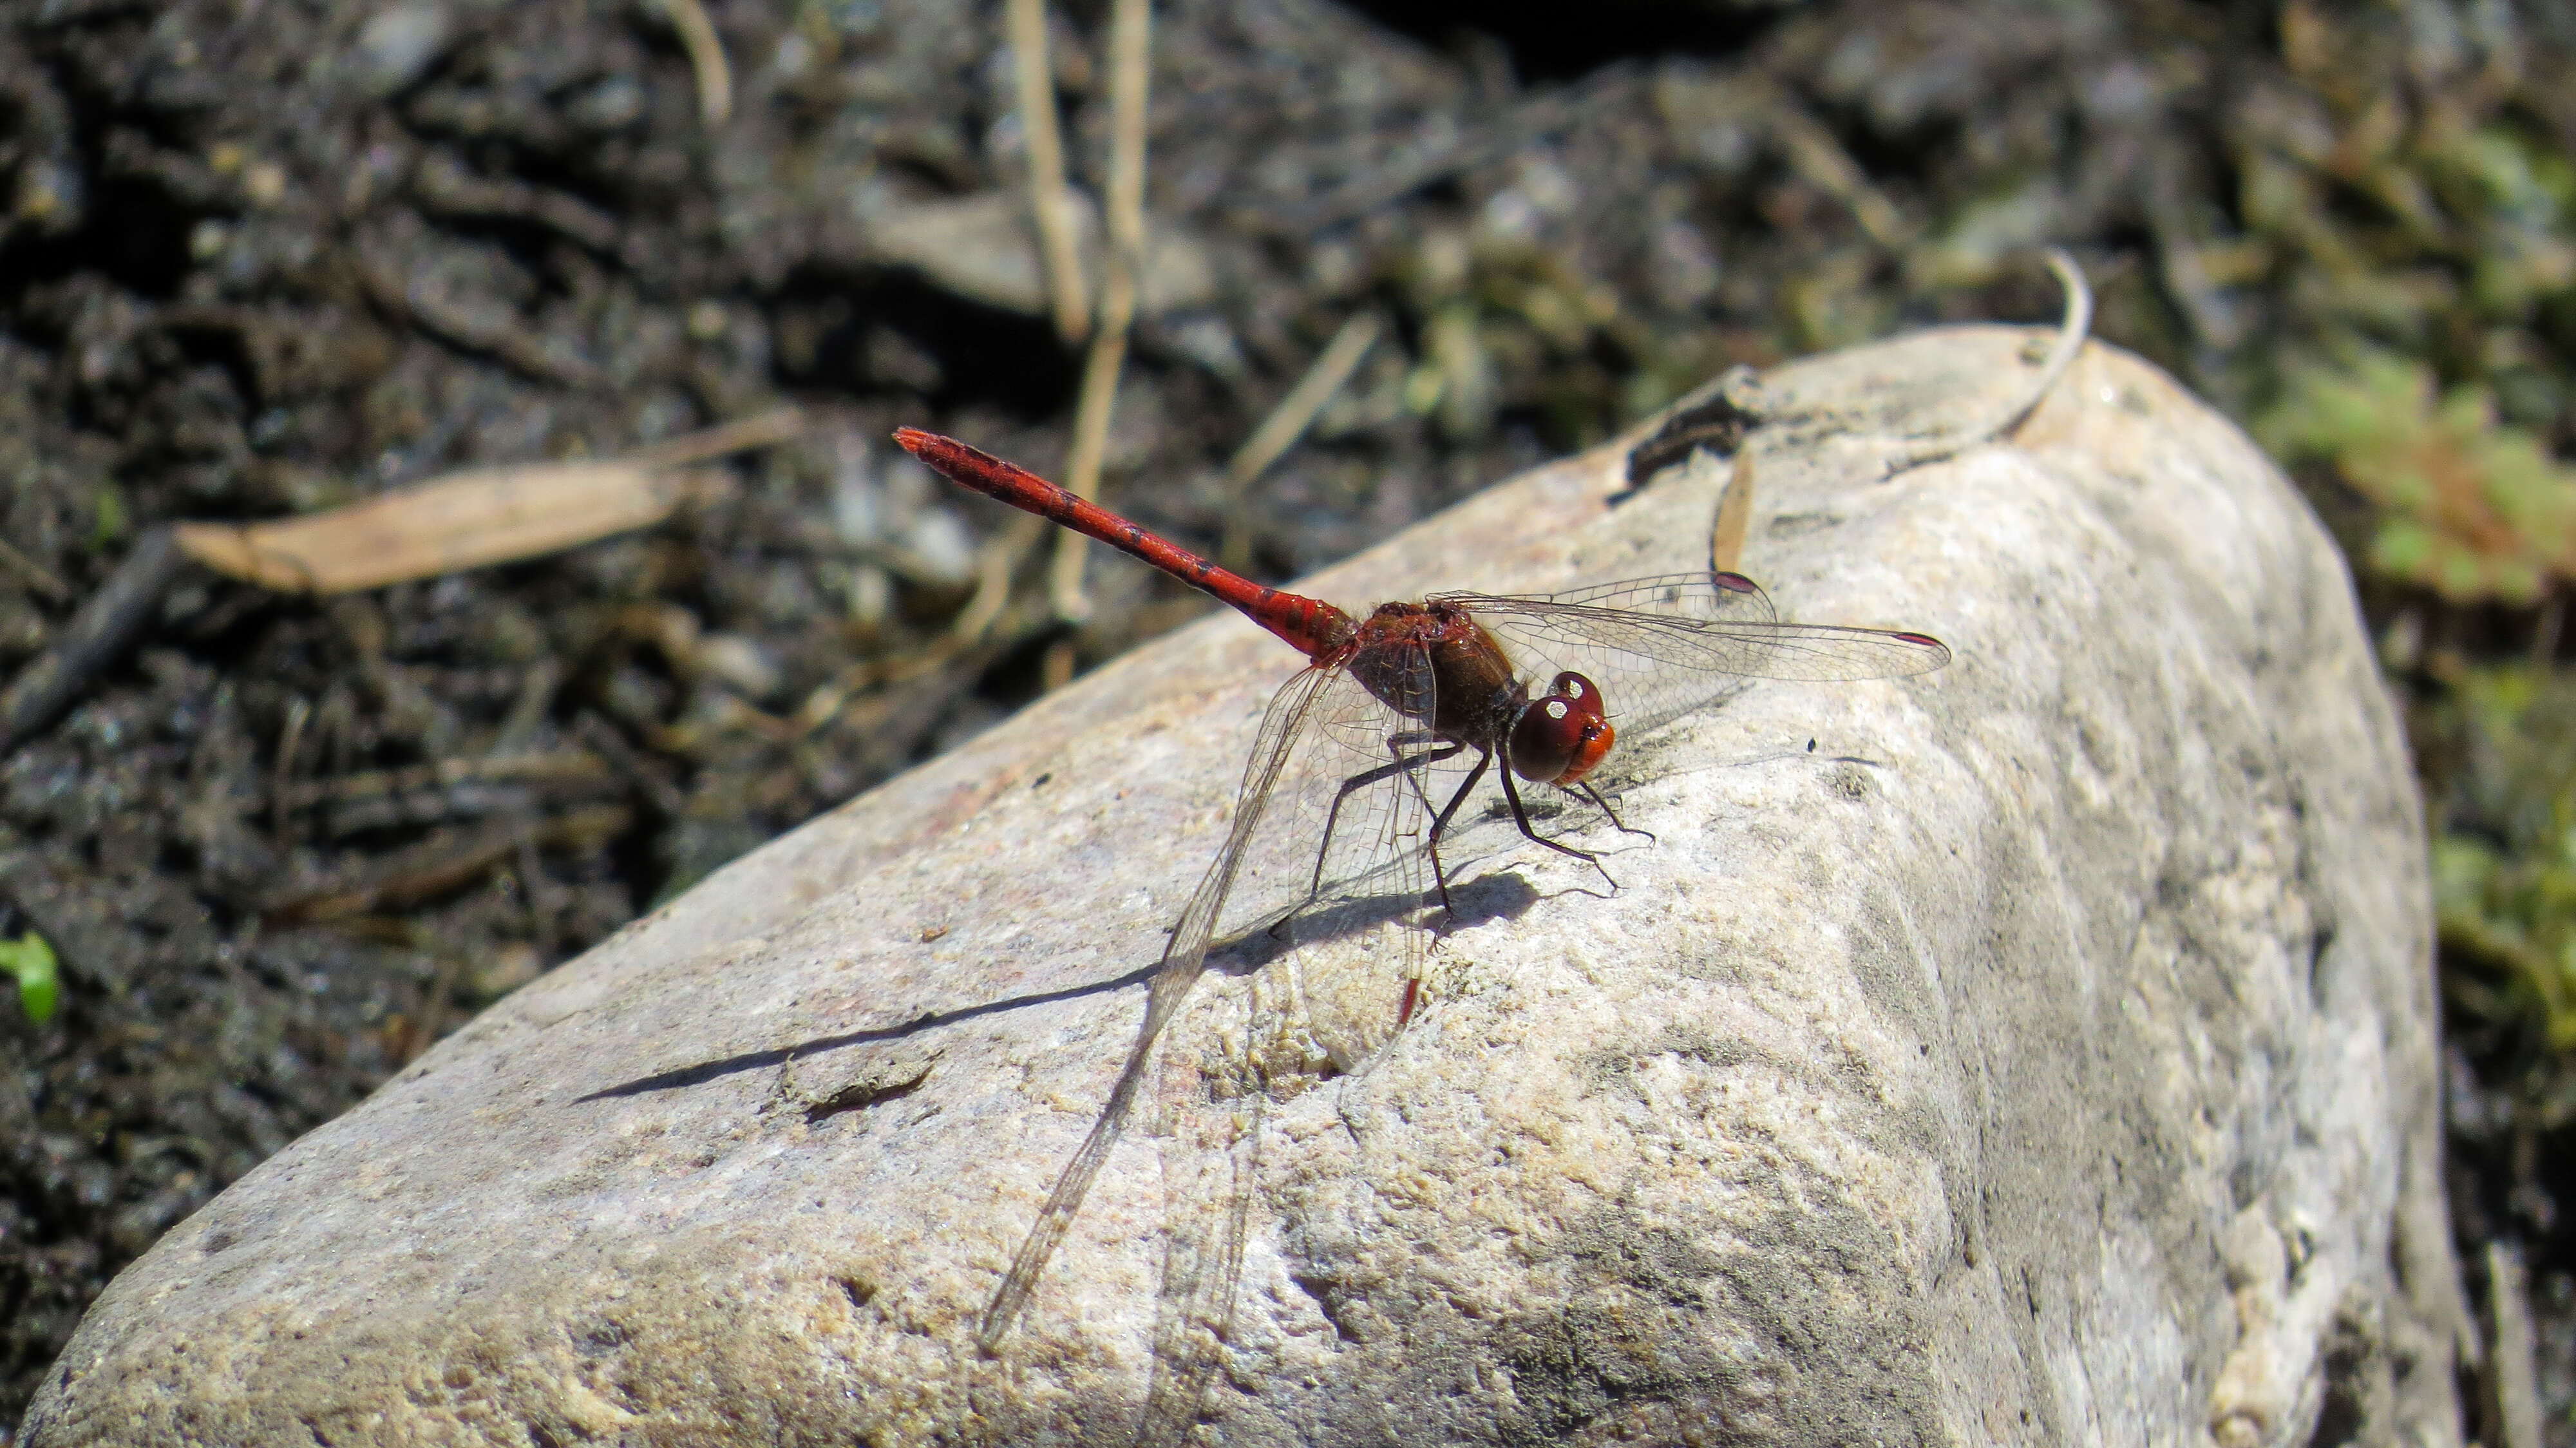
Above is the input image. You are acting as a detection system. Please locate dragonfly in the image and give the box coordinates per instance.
[891,427,1951,1360]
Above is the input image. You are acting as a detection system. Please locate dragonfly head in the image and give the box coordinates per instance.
[1508,671,1615,785]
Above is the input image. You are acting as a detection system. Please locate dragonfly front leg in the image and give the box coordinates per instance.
[1575,780,1655,843]
[1497,766,1618,892]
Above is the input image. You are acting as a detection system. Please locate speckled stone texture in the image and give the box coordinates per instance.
[25,330,2468,1447]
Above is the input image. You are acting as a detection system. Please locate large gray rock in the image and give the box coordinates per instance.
[25,330,2469,1447]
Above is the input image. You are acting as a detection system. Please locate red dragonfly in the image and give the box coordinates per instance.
[893,428,1950,1353]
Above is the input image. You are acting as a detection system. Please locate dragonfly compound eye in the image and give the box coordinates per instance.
[1509,673,1615,784]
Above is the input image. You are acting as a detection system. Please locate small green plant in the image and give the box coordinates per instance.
[1,931,59,1025]
[2262,349,2576,606]
[2424,667,2576,1051]
[89,484,127,552]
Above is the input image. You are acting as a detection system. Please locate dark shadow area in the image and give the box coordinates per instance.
[768,265,1083,419]
[1340,0,1783,83]
[574,959,1161,1102]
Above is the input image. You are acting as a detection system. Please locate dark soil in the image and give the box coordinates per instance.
[0,0,2568,1440]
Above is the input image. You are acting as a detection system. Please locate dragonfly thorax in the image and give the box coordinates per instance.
[1347,605,1618,785]
[1347,600,1522,741]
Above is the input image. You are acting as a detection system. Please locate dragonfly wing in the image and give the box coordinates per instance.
[1444,571,1949,738]
[980,663,1344,1350]
[1221,648,1446,929]
[1133,665,1448,1436]
[1137,1074,1262,1447]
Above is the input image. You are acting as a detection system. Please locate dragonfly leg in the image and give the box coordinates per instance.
[1499,765,1618,891]
[1298,735,1463,916]
[1422,745,1494,915]
[1577,780,1656,843]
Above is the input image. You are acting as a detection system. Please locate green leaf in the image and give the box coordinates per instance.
[0,932,58,1025]
[2260,347,2576,604]
[89,486,127,553]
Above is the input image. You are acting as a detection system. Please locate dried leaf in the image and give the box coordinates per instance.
[175,462,717,595]
[171,408,806,595]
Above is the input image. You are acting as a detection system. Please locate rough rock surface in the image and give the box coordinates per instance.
[24,330,2470,1446]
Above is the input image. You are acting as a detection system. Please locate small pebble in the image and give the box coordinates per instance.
[351,1,455,98]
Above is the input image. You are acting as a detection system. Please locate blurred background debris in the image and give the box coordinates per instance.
[3,0,2575,1439]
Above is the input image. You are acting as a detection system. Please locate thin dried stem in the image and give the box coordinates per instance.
[660,0,732,128]
[957,511,1049,644]
[623,405,810,468]
[0,535,67,602]
[1007,0,1090,347]
[269,693,310,845]
[1710,450,1755,576]
[1219,311,1380,571]
[1767,99,1906,249]
[1227,313,1379,489]
[1048,0,1151,624]
[2486,1241,2543,1448]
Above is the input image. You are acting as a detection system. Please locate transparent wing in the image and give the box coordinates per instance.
[980,658,1448,1350]
[980,662,1347,1349]
[1217,644,1449,942]
[1137,1064,1260,1447]
[1437,571,1949,739]
[1124,660,1452,1441]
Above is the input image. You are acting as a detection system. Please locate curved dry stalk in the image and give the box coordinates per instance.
[1884,247,2093,474]
[659,0,732,128]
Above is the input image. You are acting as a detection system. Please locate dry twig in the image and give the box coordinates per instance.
[962,511,1050,645]
[0,535,68,603]
[1007,0,1090,346]
[623,406,811,468]
[269,693,310,843]
[276,750,614,814]
[356,258,603,388]
[264,805,631,924]
[1048,0,1151,623]
[411,152,620,252]
[1883,248,2092,473]
[175,463,721,594]
[1768,100,1909,250]
[0,526,187,754]
[1710,450,1755,576]
[2485,1242,2544,1448]
[1260,65,1638,234]
[1226,312,1381,490]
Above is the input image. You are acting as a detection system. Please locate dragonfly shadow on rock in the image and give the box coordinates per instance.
[1224,871,1540,975]
[574,873,1529,1106]
[573,961,1160,1102]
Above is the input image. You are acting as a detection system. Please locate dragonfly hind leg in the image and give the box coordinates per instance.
[1293,733,1463,926]
[1420,746,1493,916]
